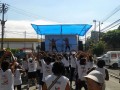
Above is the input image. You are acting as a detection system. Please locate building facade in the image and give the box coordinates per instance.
[0,38,42,51]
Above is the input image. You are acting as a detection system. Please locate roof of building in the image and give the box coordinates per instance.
[0,38,42,42]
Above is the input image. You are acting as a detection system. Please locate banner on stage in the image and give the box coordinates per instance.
[45,35,78,52]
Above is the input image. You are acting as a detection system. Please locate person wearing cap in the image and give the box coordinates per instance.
[84,70,105,90]
[87,60,109,90]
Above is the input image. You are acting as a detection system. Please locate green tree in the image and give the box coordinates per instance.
[118,25,120,30]
[102,29,120,50]
[91,41,106,56]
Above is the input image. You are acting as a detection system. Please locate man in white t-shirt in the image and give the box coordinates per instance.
[42,62,70,90]
[41,56,53,82]
[27,56,37,90]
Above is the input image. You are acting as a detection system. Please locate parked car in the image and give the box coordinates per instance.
[97,51,120,68]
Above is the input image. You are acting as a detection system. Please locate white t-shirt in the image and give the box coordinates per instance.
[70,55,77,68]
[28,58,37,72]
[36,60,42,70]
[61,57,69,67]
[41,59,53,81]
[14,69,22,85]
[0,69,14,90]
[96,67,106,79]
[86,61,94,69]
[45,74,69,90]
[22,61,28,70]
[76,61,89,80]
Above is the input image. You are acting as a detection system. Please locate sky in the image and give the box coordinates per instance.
[0,0,120,40]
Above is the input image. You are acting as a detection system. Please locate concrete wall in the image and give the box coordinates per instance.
[0,42,40,51]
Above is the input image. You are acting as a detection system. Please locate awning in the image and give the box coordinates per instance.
[31,24,92,36]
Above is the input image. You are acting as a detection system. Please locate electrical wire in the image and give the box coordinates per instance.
[9,6,38,19]
[101,4,120,23]
[101,19,120,32]
[102,22,120,32]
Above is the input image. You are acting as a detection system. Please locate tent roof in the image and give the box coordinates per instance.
[31,24,92,36]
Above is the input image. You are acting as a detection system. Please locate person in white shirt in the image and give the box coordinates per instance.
[27,53,37,90]
[86,55,94,70]
[61,53,70,77]
[36,53,43,90]
[76,58,89,90]
[87,60,109,90]
[84,70,105,90]
[13,64,24,90]
[41,56,53,83]
[69,53,77,85]
[0,61,14,90]
[42,62,70,90]
[22,57,28,76]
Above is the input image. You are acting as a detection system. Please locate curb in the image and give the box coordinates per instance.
[110,73,120,79]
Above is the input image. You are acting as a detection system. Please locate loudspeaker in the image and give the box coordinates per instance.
[78,41,83,51]
[41,42,45,51]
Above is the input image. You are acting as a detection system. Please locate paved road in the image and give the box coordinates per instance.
[108,68,120,76]
[105,76,120,90]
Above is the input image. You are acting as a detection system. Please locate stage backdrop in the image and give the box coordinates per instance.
[45,35,78,52]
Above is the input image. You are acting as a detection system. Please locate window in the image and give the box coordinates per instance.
[111,53,117,59]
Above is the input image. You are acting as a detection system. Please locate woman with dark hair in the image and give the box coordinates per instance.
[0,61,14,90]
[42,62,70,90]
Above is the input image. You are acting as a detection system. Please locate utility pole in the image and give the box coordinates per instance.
[98,21,101,41]
[93,20,102,41]
[24,31,26,49]
[85,34,87,51]
[0,3,9,49]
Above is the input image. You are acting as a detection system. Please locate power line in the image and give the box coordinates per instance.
[102,22,120,32]
[9,6,38,19]
[101,19,120,31]
[9,5,53,21]
[101,4,120,23]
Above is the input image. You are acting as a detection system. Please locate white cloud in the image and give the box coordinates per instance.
[0,19,60,38]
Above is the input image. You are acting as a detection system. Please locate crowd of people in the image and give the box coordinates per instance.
[0,50,109,90]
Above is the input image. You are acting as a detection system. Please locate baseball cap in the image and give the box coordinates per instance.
[84,70,104,84]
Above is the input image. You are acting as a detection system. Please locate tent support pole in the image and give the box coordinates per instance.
[61,25,63,52]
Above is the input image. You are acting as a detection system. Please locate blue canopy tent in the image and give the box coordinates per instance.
[31,24,92,36]
[31,24,92,51]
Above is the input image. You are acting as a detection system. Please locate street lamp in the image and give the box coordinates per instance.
[0,3,9,49]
